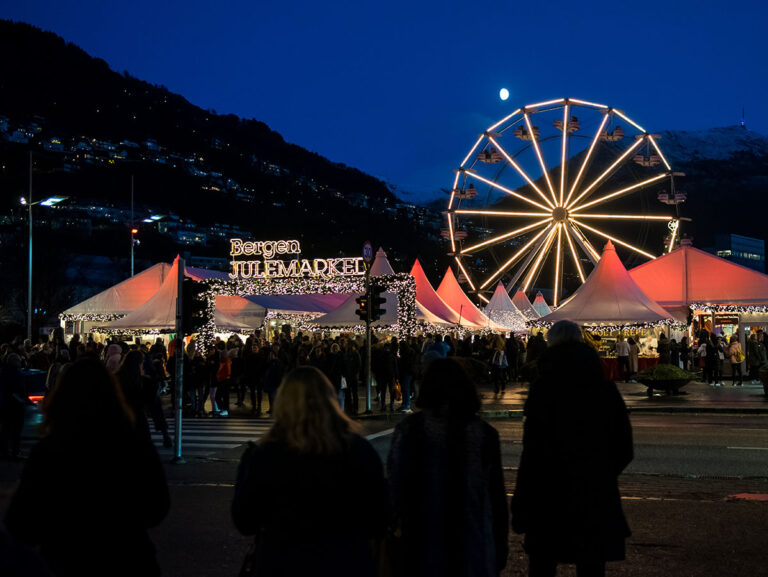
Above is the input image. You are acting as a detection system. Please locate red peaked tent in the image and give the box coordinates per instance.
[629,245,768,314]
[410,260,477,327]
[436,267,500,329]
[541,241,672,326]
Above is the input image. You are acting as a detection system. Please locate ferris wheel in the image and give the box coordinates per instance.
[445,97,685,307]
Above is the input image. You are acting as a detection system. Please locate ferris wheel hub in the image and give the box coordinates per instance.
[552,206,568,222]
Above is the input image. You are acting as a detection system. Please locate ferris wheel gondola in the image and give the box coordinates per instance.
[446,98,686,307]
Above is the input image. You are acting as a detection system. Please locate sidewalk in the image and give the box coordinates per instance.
[479,379,768,418]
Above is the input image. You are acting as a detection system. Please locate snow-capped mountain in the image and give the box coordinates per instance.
[650,125,768,165]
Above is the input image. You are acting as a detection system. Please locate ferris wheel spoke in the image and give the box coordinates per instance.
[522,226,558,292]
[648,135,672,171]
[564,113,609,208]
[460,135,486,168]
[563,225,586,283]
[523,112,558,206]
[559,105,569,206]
[466,171,552,211]
[479,224,553,290]
[570,218,656,260]
[569,173,669,213]
[460,218,551,255]
[571,213,673,221]
[553,224,564,307]
[567,222,601,264]
[667,220,679,254]
[487,108,522,132]
[454,257,478,292]
[487,136,555,209]
[454,209,551,218]
[566,136,646,210]
[448,171,461,210]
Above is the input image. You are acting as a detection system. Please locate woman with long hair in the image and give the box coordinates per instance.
[232,366,388,577]
[4,358,169,577]
[387,357,509,577]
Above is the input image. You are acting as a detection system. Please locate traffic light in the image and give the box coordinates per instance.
[370,285,387,321]
[355,294,369,321]
[182,278,209,334]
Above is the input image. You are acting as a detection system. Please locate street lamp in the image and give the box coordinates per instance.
[21,183,67,342]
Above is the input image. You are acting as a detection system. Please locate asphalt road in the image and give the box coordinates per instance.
[1,413,767,577]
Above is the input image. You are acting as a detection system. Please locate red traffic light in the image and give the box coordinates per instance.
[131,228,139,234]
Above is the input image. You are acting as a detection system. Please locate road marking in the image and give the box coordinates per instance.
[726,446,768,451]
[366,428,395,441]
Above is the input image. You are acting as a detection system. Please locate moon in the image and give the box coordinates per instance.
[499,88,510,101]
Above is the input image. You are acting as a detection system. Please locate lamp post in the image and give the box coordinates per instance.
[22,152,67,342]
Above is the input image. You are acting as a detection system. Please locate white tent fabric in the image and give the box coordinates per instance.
[215,295,266,328]
[409,260,481,328]
[311,248,400,327]
[485,283,528,331]
[245,294,349,315]
[103,257,252,332]
[213,309,258,332]
[532,292,551,317]
[311,292,398,327]
[540,241,673,326]
[103,256,183,330]
[369,246,395,276]
[512,290,540,320]
[62,262,172,317]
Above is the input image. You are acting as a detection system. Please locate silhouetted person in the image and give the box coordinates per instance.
[0,354,26,459]
[232,366,388,576]
[5,358,169,577]
[511,320,633,577]
[387,357,508,577]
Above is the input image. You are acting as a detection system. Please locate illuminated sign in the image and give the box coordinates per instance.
[229,239,365,280]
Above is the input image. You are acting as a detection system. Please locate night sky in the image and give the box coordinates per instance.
[3,0,766,201]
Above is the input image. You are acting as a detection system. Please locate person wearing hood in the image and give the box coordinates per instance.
[105,343,123,374]
[511,320,633,577]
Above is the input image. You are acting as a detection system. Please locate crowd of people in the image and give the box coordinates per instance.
[0,320,635,577]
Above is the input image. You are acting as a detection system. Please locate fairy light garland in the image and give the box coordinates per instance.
[193,273,418,350]
[528,318,686,331]
[690,303,768,314]
[60,313,126,322]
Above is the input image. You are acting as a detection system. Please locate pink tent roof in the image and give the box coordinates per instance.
[542,241,672,326]
[512,290,539,320]
[409,260,480,327]
[436,267,498,329]
[62,262,172,316]
[629,245,768,307]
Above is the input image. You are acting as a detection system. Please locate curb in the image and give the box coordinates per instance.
[478,406,768,418]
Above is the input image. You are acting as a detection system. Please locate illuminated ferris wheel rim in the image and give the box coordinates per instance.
[447,97,680,307]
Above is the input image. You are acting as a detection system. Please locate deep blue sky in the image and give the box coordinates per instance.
[3,0,766,201]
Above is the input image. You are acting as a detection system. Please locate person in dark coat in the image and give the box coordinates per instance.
[656,333,671,365]
[0,354,27,459]
[372,342,398,411]
[262,346,284,415]
[511,320,633,577]
[387,357,508,577]
[5,358,169,577]
[342,341,362,415]
[115,350,152,442]
[232,366,388,577]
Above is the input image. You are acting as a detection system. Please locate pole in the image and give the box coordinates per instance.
[173,257,185,463]
[130,175,135,277]
[27,151,33,343]
[365,269,372,414]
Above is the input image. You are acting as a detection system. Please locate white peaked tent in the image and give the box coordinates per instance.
[311,247,399,327]
[532,292,552,317]
[512,290,539,320]
[540,241,673,326]
[103,256,252,332]
[436,267,503,330]
[410,259,474,327]
[485,283,528,331]
[62,262,172,318]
